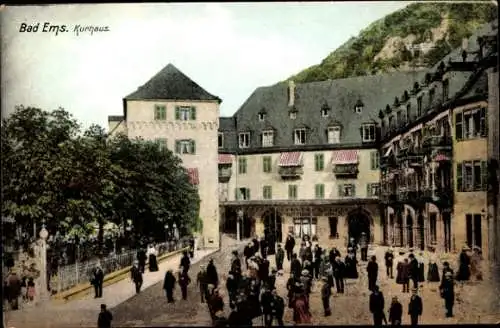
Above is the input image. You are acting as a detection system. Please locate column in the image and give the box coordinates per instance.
[437,212,445,253]
[255,217,264,237]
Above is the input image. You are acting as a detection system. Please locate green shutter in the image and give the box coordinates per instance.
[481,161,488,191]
[235,188,239,200]
[247,188,251,200]
[319,154,324,170]
[314,155,318,171]
[175,140,181,153]
[320,184,324,198]
[338,184,343,197]
[190,140,196,154]
[367,184,371,196]
[370,152,375,169]
[263,186,267,199]
[456,163,463,192]
[190,106,197,120]
[352,184,356,196]
[175,106,180,120]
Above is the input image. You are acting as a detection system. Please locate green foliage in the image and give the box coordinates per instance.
[286,2,497,83]
[2,106,200,244]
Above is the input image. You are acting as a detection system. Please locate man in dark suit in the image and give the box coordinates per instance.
[408,288,423,326]
[408,254,420,290]
[130,260,143,293]
[91,264,104,298]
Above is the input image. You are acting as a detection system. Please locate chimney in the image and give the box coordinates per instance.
[288,80,295,107]
[462,37,468,51]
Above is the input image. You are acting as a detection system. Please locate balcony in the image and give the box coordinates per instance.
[380,188,397,203]
[397,148,424,166]
[218,166,232,183]
[422,135,452,151]
[333,164,359,179]
[380,156,398,169]
[279,166,303,179]
[422,185,453,207]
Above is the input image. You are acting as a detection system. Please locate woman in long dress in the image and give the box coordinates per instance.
[427,254,440,282]
[147,244,159,272]
[292,288,312,324]
[344,250,358,279]
[470,247,483,281]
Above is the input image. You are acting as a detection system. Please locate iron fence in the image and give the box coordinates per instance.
[49,240,186,293]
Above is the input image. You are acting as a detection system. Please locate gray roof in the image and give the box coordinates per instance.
[218,70,427,153]
[124,64,221,103]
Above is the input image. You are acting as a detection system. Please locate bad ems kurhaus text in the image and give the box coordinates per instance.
[19,22,110,36]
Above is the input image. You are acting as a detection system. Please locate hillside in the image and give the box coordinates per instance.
[287,2,497,83]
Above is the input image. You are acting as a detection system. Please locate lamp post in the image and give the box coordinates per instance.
[39,223,49,302]
[237,209,243,241]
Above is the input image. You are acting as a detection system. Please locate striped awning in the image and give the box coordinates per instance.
[278,152,302,167]
[434,153,450,162]
[218,154,233,165]
[187,168,199,185]
[331,150,358,165]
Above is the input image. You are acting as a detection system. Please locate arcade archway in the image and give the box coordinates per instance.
[406,212,414,248]
[262,210,283,255]
[347,209,372,244]
[222,208,252,239]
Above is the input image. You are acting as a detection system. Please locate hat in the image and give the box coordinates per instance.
[445,271,453,277]
[301,269,309,276]
[348,247,353,251]
[321,276,328,282]
[412,288,418,292]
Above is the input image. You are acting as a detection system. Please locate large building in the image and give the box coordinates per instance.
[108,64,222,249]
[379,22,498,259]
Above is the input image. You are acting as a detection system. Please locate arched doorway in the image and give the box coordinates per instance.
[262,210,282,255]
[222,208,252,239]
[396,212,404,246]
[347,209,371,245]
[389,213,395,245]
[406,212,414,248]
[417,213,425,250]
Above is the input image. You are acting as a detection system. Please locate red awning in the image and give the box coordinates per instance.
[218,154,233,164]
[331,150,358,165]
[434,154,450,162]
[187,168,199,185]
[278,152,302,167]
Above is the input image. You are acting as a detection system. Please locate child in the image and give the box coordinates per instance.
[27,277,36,302]
[20,277,27,303]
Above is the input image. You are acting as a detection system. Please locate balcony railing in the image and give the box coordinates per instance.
[218,166,232,183]
[333,164,359,178]
[279,166,304,178]
[422,135,452,149]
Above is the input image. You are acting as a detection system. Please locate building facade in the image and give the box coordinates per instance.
[218,71,429,248]
[379,22,498,258]
[108,64,222,249]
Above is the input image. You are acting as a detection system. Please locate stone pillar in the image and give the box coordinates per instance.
[255,217,264,238]
[338,216,348,245]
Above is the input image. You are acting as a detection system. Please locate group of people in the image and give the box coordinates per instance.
[3,269,37,310]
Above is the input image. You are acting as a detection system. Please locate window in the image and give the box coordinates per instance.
[429,213,437,244]
[175,139,195,154]
[289,112,297,120]
[457,160,488,192]
[294,218,317,238]
[370,151,380,170]
[294,128,307,145]
[262,156,272,173]
[288,185,298,200]
[238,157,247,174]
[156,138,167,150]
[327,126,341,144]
[367,183,380,197]
[238,132,250,148]
[362,124,376,142]
[443,79,449,101]
[338,183,355,197]
[258,112,266,121]
[321,108,329,117]
[315,184,325,199]
[314,153,324,171]
[261,130,274,147]
[406,104,412,121]
[456,107,487,141]
[154,105,167,120]
[466,213,483,249]
[263,186,272,200]
[235,187,250,200]
[429,88,435,105]
[355,105,363,113]
[417,97,422,117]
[218,133,224,149]
[329,217,338,238]
[396,111,402,125]
[175,106,196,121]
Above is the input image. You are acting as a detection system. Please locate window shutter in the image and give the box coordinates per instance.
[175,106,180,120]
[480,107,487,137]
[175,140,181,153]
[320,184,324,198]
[247,188,251,200]
[191,140,196,154]
[481,161,488,191]
[235,188,239,200]
[190,106,197,120]
[456,163,463,192]
[352,184,356,196]
[367,184,371,197]
[320,154,324,170]
[455,112,463,140]
[338,184,343,197]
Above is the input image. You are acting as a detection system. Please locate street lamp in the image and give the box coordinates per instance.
[164,223,169,243]
[237,209,244,241]
[39,223,49,302]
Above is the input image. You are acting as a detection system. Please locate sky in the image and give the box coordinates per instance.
[1,2,411,131]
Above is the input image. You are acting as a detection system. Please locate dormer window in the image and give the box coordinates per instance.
[354,99,364,113]
[361,124,376,142]
[294,128,307,145]
[261,130,274,147]
[321,103,330,118]
[396,111,402,125]
[238,132,250,148]
[258,112,266,121]
[289,111,297,120]
[327,126,341,144]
